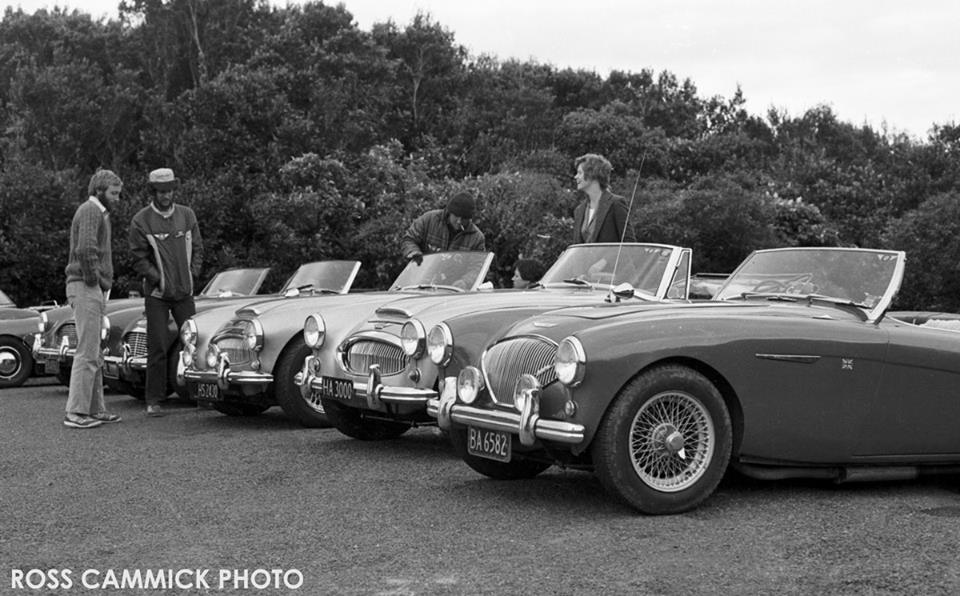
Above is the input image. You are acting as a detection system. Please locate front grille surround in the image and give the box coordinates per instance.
[342,339,406,376]
[56,323,78,349]
[482,335,559,407]
[124,330,148,358]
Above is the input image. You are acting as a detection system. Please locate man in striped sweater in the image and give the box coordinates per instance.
[128,168,203,417]
[63,169,124,429]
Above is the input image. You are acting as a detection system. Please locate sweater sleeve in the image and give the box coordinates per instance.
[77,206,102,287]
[400,213,428,259]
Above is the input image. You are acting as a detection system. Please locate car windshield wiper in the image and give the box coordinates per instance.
[739,292,799,302]
[398,284,464,292]
[561,278,592,287]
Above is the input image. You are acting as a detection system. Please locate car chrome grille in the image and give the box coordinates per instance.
[214,337,254,368]
[125,330,148,358]
[56,323,78,349]
[344,340,405,375]
[482,337,558,406]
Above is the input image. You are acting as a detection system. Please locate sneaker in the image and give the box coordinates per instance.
[64,414,103,429]
[146,405,165,417]
[91,412,122,423]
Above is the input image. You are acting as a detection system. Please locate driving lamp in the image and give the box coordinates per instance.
[427,323,453,366]
[241,319,264,351]
[303,314,326,348]
[180,318,198,348]
[514,373,540,412]
[100,316,110,341]
[554,336,586,386]
[38,311,48,333]
[400,319,426,358]
[206,344,221,369]
[457,366,484,404]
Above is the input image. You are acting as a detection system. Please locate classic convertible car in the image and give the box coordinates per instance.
[430,247,960,514]
[35,267,272,389]
[0,306,42,388]
[107,261,358,400]
[179,251,493,426]
[302,243,692,441]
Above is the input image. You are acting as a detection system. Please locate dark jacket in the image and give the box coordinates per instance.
[401,208,486,259]
[572,191,636,244]
[129,204,202,300]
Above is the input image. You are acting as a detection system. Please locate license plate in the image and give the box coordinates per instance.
[319,376,354,401]
[467,426,512,462]
[195,382,221,401]
[44,359,61,375]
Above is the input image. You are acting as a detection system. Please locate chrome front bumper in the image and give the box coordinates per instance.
[297,355,437,410]
[428,377,585,446]
[179,349,272,389]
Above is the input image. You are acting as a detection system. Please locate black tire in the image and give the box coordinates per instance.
[322,397,410,440]
[212,402,270,417]
[592,365,732,515]
[0,336,33,389]
[275,336,329,428]
[449,425,551,480]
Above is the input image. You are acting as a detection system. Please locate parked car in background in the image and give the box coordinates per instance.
[0,307,43,388]
[106,261,359,400]
[425,247,960,515]
[33,267,272,387]
[180,251,494,427]
[304,243,692,441]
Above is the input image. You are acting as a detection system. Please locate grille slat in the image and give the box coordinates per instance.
[125,331,148,358]
[345,340,405,375]
[57,323,78,349]
[483,337,558,406]
[215,337,253,367]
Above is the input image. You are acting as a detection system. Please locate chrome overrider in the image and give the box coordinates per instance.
[428,369,585,447]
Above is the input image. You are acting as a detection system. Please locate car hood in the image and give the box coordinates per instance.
[0,307,40,321]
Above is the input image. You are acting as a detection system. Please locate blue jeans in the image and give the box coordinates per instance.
[65,281,106,416]
[144,294,196,406]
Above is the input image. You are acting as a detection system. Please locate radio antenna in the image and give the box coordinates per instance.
[608,152,646,299]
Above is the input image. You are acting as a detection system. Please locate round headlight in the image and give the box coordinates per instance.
[101,315,110,341]
[400,319,426,358]
[457,366,485,404]
[206,344,220,369]
[303,314,326,348]
[241,319,264,351]
[554,336,586,386]
[180,318,198,348]
[427,323,453,366]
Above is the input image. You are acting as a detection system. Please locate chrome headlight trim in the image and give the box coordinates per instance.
[457,365,484,405]
[554,336,586,387]
[427,323,453,366]
[304,313,325,348]
[400,319,426,358]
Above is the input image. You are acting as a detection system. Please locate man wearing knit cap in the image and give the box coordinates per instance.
[401,192,485,265]
[129,167,203,417]
[63,169,125,429]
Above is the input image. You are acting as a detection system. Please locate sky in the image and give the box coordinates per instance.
[3,0,957,140]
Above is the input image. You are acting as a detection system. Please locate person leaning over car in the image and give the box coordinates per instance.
[401,192,485,265]
[63,169,125,429]
[512,258,545,289]
[571,153,636,244]
[128,167,203,418]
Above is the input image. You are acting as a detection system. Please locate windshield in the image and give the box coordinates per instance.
[539,244,684,297]
[0,289,14,307]
[714,248,903,310]
[390,252,493,292]
[200,268,270,297]
[280,261,360,294]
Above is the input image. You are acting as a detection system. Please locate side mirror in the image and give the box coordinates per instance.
[605,283,635,303]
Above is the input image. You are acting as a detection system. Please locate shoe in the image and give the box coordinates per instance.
[91,412,122,423]
[146,405,165,417]
[64,414,103,429]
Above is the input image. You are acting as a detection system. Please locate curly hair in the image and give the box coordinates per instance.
[87,169,123,197]
[574,153,613,190]
[515,258,545,283]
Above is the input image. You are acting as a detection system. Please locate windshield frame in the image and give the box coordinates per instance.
[389,251,494,292]
[714,247,906,323]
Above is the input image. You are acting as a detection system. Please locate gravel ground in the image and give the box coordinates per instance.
[3,377,960,595]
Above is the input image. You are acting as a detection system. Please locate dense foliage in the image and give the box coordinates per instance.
[1,1,958,309]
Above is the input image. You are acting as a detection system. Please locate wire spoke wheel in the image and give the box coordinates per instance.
[630,390,714,492]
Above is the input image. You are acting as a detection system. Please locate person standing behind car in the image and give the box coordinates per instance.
[401,192,485,265]
[571,153,636,244]
[63,169,125,429]
[129,168,202,417]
